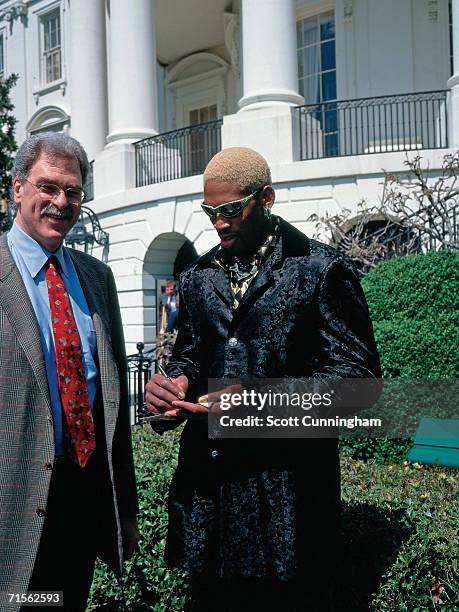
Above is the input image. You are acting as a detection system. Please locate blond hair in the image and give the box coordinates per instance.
[203,147,272,194]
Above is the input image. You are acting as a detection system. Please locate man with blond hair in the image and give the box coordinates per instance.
[146,147,380,610]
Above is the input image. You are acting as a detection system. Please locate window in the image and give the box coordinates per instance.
[42,10,62,84]
[297,12,338,155]
[189,104,217,126]
[189,104,218,173]
[0,34,4,80]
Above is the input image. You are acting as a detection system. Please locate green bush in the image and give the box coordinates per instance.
[89,426,189,611]
[340,250,459,462]
[90,427,458,610]
[362,250,458,379]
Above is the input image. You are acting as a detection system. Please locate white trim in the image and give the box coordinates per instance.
[166,52,229,85]
[32,76,67,101]
[26,104,70,133]
[296,0,334,22]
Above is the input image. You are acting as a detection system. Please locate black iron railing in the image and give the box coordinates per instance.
[83,160,94,202]
[127,342,156,424]
[297,91,448,161]
[135,119,223,187]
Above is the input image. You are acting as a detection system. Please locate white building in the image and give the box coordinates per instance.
[1,0,458,353]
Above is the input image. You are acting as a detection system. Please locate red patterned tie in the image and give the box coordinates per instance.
[46,256,96,468]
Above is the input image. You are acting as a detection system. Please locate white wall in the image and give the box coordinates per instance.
[335,0,450,101]
[95,148,453,354]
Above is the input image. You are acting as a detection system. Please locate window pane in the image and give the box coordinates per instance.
[305,74,320,105]
[322,71,336,101]
[325,133,339,156]
[44,26,50,50]
[0,36,4,77]
[42,11,62,83]
[297,50,304,76]
[321,40,335,71]
[298,78,304,97]
[302,18,318,48]
[320,14,335,41]
[296,21,302,48]
[305,46,319,77]
[323,105,338,132]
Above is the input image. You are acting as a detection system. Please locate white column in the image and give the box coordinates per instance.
[70,0,108,160]
[448,0,459,147]
[106,0,158,144]
[451,0,459,78]
[238,0,303,111]
[222,0,304,164]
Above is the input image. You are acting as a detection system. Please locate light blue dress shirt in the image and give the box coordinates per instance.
[7,222,99,455]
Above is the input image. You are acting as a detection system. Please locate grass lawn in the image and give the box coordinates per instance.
[90,426,458,611]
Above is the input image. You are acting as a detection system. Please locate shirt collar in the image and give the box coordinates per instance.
[9,221,69,279]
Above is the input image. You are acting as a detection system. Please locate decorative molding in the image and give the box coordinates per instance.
[26,104,70,133]
[427,0,438,23]
[33,78,67,104]
[0,1,28,22]
[223,11,240,77]
[343,0,354,24]
[166,52,228,87]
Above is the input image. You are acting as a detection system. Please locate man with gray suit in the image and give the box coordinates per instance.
[0,133,139,610]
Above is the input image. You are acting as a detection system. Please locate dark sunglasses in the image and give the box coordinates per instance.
[201,187,263,220]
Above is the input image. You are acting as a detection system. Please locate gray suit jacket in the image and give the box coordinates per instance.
[0,234,138,602]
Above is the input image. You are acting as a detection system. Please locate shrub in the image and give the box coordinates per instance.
[340,250,459,462]
[89,426,189,611]
[362,250,458,379]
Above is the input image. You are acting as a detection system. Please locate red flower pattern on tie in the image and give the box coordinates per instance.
[46,257,96,467]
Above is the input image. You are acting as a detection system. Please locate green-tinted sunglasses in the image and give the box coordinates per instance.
[201,187,263,220]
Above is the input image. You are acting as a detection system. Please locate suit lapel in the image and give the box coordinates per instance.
[195,247,233,320]
[0,234,51,410]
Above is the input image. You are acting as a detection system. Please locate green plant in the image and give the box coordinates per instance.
[340,250,459,462]
[89,426,189,611]
[0,73,18,196]
[90,428,458,610]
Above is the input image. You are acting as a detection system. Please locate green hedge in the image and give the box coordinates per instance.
[89,427,458,610]
[89,426,188,611]
[362,250,458,379]
[340,250,459,462]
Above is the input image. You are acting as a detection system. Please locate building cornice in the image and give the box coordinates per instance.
[0,1,27,22]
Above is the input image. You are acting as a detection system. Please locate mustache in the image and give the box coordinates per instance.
[41,204,73,220]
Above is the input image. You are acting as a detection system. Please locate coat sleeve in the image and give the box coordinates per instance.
[164,275,200,386]
[313,256,381,380]
[106,266,139,518]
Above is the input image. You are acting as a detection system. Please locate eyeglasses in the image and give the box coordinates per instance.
[201,187,263,220]
[24,178,85,204]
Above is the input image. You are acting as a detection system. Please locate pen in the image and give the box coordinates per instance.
[139,362,179,422]
[157,362,171,380]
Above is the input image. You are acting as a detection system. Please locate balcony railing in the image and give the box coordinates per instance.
[127,342,156,424]
[83,160,94,202]
[296,90,448,161]
[135,119,223,188]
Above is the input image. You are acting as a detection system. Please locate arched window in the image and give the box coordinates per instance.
[27,106,70,135]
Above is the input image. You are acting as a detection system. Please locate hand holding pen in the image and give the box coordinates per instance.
[144,364,188,421]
